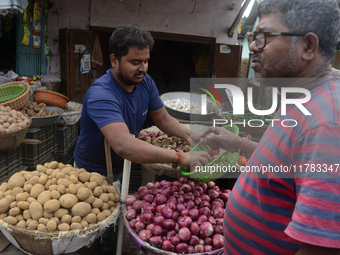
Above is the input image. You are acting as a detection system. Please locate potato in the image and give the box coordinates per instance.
[38,224,47,231]
[68,184,77,195]
[39,218,49,225]
[36,164,47,173]
[29,176,40,185]
[99,193,109,203]
[46,220,57,231]
[102,209,111,217]
[51,190,60,199]
[70,222,82,230]
[15,214,24,222]
[10,201,17,209]
[79,172,91,183]
[37,190,52,205]
[71,215,81,223]
[44,199,60,213]
[91,208,100,215]
[93,186,103,197]
[50,217,60,224]
[26,219,33,227]
[16,192,30,202]
[87,182,97,191]
[48,161,59,169]
[8,174,26,189]
[28,220,38,230]
[55,172,66,180]
[0,191,5,200]
[61,166,74,175]
[57,185,66,195]
[30,184,45,198]
[57,178,73,188]
[92,198,103,209]
[76,187,90,201]
[97,212,106,222]
[80,220,88,229]
[86,213,97,224]
[12,187,23,197]
[84,195,95,205]
[101,203,109,210]
[9,207,20,216]
[49,184,58,191]
[61,214,72,224]
[0,213,6,220]
[58,223,70,231]
[90,175,103,186]
[23,209,31,219]
[71,202,91,217]
[59,194,78,208]
[0,196,11,213]
[27,197,36,203]
[17,201,29,210]
[4,216,17,225]
[69,175,78,184]
[16,220,26,229]
[44,211,53,219]
[29,201,43,220]
[23,183,33,193]
[54,208,69,218]
[39,174,48,185]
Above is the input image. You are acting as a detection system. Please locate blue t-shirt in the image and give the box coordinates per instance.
[74,69,164,175]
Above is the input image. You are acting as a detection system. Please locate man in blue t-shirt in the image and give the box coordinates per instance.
[74,24,210,181]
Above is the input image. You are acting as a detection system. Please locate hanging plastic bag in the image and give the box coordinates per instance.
[22,9,30,46]
[33,0,42,50]
[91,33,103,66]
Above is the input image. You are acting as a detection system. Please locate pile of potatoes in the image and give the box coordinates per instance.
[0,106,31,134]
[0,161,120,232]
[20,101,58,117]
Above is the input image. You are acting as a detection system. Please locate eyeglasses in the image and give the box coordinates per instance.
[246,31,306,49]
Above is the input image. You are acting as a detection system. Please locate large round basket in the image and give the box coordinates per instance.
[123,215,224,255]
[0,82,30,110]
[0,203,120,255]
[0,118,32,153]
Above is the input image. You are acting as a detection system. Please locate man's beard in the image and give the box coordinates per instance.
[117,65,145,86]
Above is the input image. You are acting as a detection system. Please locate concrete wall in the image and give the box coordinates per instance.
[46,0,241,75]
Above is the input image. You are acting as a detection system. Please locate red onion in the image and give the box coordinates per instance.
[160,180,170,187]
[204,245,213,252]
[200,200,211,208]
[146,223,154,231]
[190,222,199,236]
[162,240,174,251]
[213,233,224,249]
[140,212,153,224]
[163,219,175,230]
[211,207,224,218]
[176,203,185,212]
[198,182,207,192]
[178,216,192,228]
[188,208,199,221]
[129,219,137,229]
[135,221,145,231]
[142,204,156,214]
[194,197,202,205]
[138,186,149,198]
[172,181,181,186]
[194,244,204,253]
[204,237,213,245]
[138,229,152,242]
[172,211,180,221]
[207,181,215,189]
[181,209,189,216]
[167,196,177,204]
[125,209,137,220]
[153,215,165,226]
[155,194,167,205]
[215,218,224,226]
[153,182,161,189]
[178,227,191,242]
[160,185,173,197]
[161,205,173,219]
[219,192,230,202]
[146,182,154,190]
[187,200,195,209]
[167,230,176,239]
[132,200,143,213]
[156,204,165,213]
[178,177,188,183]
[152,225,163,236]
[199,222,214,238]
[124,195,136,206]
[201,195,211,202]
[214,198,225,207]
[183,192,194,201]
[177,196,184,204]
[176,243,188,253]
[193,186,204,196]
[214,224,223,234]
[189,235,200,246]
[212,201,224,209]
[170,235,180,246]
[197,215,208,225]
[152,188,160,196]
[180,184,192,193]
[209,216,216,225]
[143,193,154,203]
[167,201,176,211]
[188,245,194,254]
[208,189,220,200]
[199,207,211,217]
[149,236,162,248]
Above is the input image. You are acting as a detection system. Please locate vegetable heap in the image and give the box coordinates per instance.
[124,177,230,253]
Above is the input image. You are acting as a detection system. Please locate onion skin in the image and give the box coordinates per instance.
[178,227,191,242]
[163,219,176,230]
[138,229,152,242]
[149,236,163,248]
[124,195,136,206]
[162,240,174,251]
[125,209,137,220]
[190,222,200,236]
[199,222,214,238]
[170,235,180,246]
[152,225,163,236]
[153,215,165,226]
[213,234,224,249]
[176,243,188,253]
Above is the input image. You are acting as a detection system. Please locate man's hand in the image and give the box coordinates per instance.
[180,151,212,167]
[201,127,241,154]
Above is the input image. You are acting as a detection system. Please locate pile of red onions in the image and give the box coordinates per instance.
[124,177,231,254]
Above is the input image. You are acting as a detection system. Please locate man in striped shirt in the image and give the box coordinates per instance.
[204,0,340,254]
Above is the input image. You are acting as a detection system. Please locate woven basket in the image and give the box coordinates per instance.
[0,118,32,153]
[0,203,120,255]
[0,82,30,110]
[34,89,69,109]
[179,124,240,183]
[123,214,224,255]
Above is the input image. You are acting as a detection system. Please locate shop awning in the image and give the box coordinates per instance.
[0,0,28,15]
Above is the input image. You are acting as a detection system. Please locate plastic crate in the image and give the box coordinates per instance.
[57,144,75,165]
[0,146,23,170]
[57,122,79,154]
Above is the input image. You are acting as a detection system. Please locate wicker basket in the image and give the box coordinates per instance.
[123,214,224,255]
[179,124,240,183]
[34,89,69,109]
[0,118,32,153]
[0,82,30,110]
[0,203,120,255]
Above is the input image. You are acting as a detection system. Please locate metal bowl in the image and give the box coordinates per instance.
[160,92,219,121]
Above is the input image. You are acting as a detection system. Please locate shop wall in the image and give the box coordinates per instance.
[46,0,241,76]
